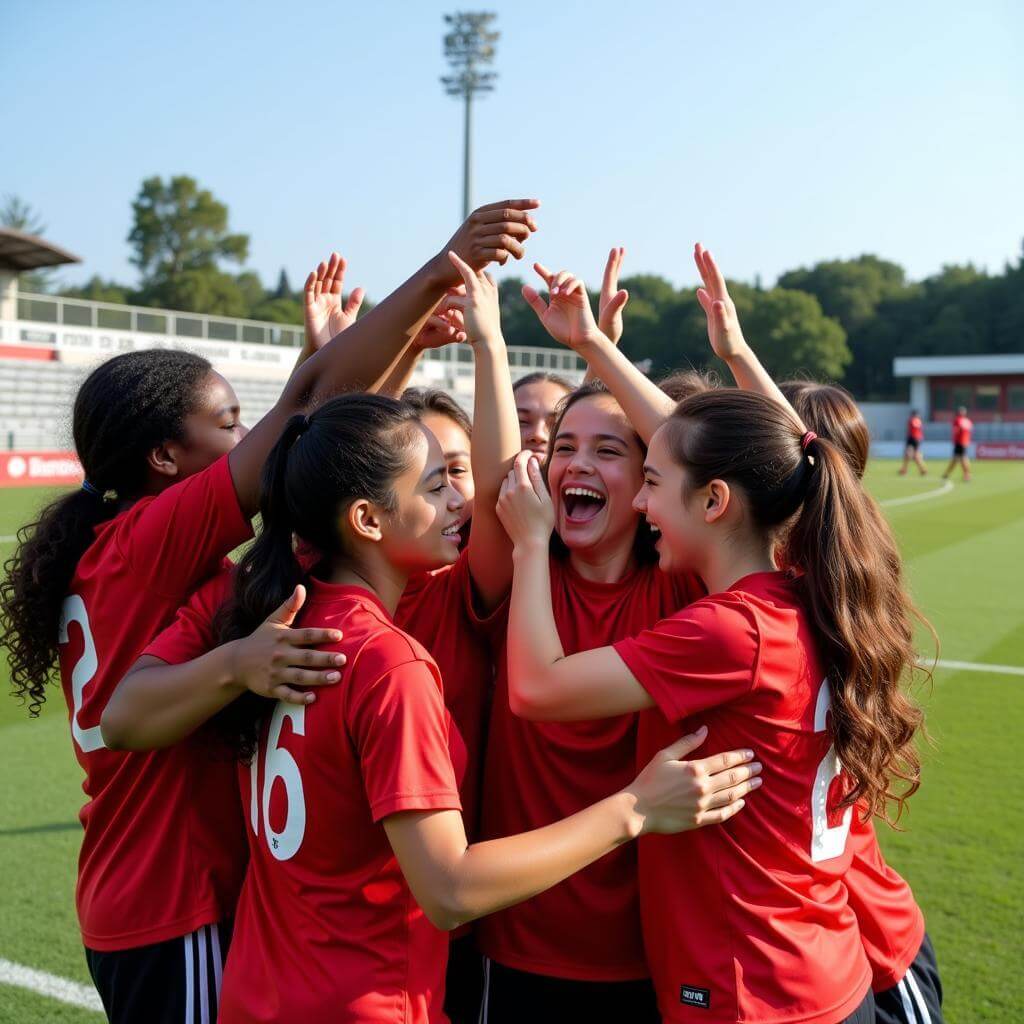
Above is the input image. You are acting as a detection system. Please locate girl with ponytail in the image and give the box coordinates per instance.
[497,247,929,1023]
[1,204,541,1024]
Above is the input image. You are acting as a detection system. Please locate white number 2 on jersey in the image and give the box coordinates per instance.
[810,679,852,863]
[58,595,106,754]
[249,703,306,862]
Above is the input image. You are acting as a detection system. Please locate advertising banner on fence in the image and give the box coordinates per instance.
[976,443,1024,460]
[0,451,83,487]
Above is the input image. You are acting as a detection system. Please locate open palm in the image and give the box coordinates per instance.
[303,252,365,351]
[694,243,746,361]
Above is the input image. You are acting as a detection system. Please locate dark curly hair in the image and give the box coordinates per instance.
[0,349,214,714]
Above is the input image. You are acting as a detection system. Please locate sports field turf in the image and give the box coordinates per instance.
[1,463,1022,1021]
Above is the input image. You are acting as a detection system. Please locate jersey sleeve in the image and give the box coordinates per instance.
[115,454,252,599]
[142,568,234,665]
[613,595,760,723]
[346,656,462,822]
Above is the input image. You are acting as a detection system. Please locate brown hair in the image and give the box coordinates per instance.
[512,370,575,396]
[664,389,927,823]
[543,381,658,565]
[779,380,869,479]
[401,386,473,438]
[657,368,719,404]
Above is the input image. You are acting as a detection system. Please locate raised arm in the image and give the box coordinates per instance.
[229,199,540,515]
[445,252,521,611]
[581,246,629,386]
[523,264,674,444]
[692,244,806,429]
[385,726,759,931]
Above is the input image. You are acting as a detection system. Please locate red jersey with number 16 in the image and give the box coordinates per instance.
[214,583,466,1024]
[614,571,871,1024]
[59,455,252,951]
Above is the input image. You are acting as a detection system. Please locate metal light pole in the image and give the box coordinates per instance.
[441,12,499,219]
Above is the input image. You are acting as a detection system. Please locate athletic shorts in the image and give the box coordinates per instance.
[953,443,967,457]
[906,438,920,450]
[444,932,485,1024]
[874,932,944,1024]
[85,920,231,1024]
[479,958,660,1024]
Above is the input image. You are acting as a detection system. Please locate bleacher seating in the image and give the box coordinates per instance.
[0,358,286,451]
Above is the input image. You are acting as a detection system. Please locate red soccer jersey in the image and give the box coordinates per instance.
[207,583,466,1024]
[908,416,924,441]
[614,571,871,1023]
[953,414,973,446]
[396,551,495,841]
[845,810,925,992]
[58,454,252,951]
[478,557,704,981]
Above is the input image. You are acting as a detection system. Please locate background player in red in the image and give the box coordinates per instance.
[899,409,928,476]
[0,201,541,1024]
[146,391,758,1024]
[942,405,973,481]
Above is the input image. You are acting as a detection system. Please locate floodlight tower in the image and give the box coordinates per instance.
[441,12,499,219]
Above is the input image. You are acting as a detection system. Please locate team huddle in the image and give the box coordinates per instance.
[0,201,943,1024]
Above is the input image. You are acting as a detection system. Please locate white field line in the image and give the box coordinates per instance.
[929,658,1024,678]
[879,479,954,508]
[0,957,103,1013]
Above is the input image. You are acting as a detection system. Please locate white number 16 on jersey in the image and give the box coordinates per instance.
[249,703,307,862]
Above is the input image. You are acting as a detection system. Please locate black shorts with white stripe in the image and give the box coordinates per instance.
[85,919,232,1024]
[874,932,944,1024]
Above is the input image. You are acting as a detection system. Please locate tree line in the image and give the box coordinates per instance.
[5,179,1021,399]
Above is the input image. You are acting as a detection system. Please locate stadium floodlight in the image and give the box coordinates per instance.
[441,11,499,219]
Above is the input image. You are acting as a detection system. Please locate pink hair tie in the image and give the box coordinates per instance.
[801,431,817,451]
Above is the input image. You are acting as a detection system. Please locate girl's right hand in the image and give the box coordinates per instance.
[497,450,555,550]
[228,586,346,705]
[626,726,762,835]
[522,264,604,350]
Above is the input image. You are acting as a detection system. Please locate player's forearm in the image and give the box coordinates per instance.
[575,331,675,444]
[373,342,423,398]
[101,648,243,752]
[723,343,805,429]
[506,542,565,711]
[466,335,520,608]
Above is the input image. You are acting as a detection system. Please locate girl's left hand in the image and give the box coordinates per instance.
[303,251,365,351]
[522,264,603,350]
[446,250,503,345]
[497,450,555,549]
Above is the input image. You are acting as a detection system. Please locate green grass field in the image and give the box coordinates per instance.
[1,465,1022,1021]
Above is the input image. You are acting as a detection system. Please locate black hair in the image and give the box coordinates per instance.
[401,387,472,437]
[216,392,423,759]
[512,370,575,396]
[543,381,659,565]
[1,349,214,714]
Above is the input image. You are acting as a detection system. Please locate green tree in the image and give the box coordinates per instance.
[60,276,130,305]
[127,175,249,310]
[1,194,55,292]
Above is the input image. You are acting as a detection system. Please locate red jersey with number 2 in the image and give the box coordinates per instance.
[215,583,466,1024]
[59,454,251,951]
[614,571,871,1024]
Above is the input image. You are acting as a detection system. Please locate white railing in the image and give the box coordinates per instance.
[13,291,587,375]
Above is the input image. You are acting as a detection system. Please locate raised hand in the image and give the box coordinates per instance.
[598,246,628,345]
[439,198,541,282]
[445,250,503,346]
[303,252,365,352]
[496,451,555,549]
[228,585,346,706]
[412,287,468,350]
[522,264,602,350]
[694,243,748,362]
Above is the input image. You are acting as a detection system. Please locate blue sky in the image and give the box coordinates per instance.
[3,0,1021,300]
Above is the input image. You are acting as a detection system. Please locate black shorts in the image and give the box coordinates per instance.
[86,920,231,1024]
[874,932,944,1024]
[906,438,920,450]
[953,443,967,457]
[479,958,660,1024]
[444,932,485,1024]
